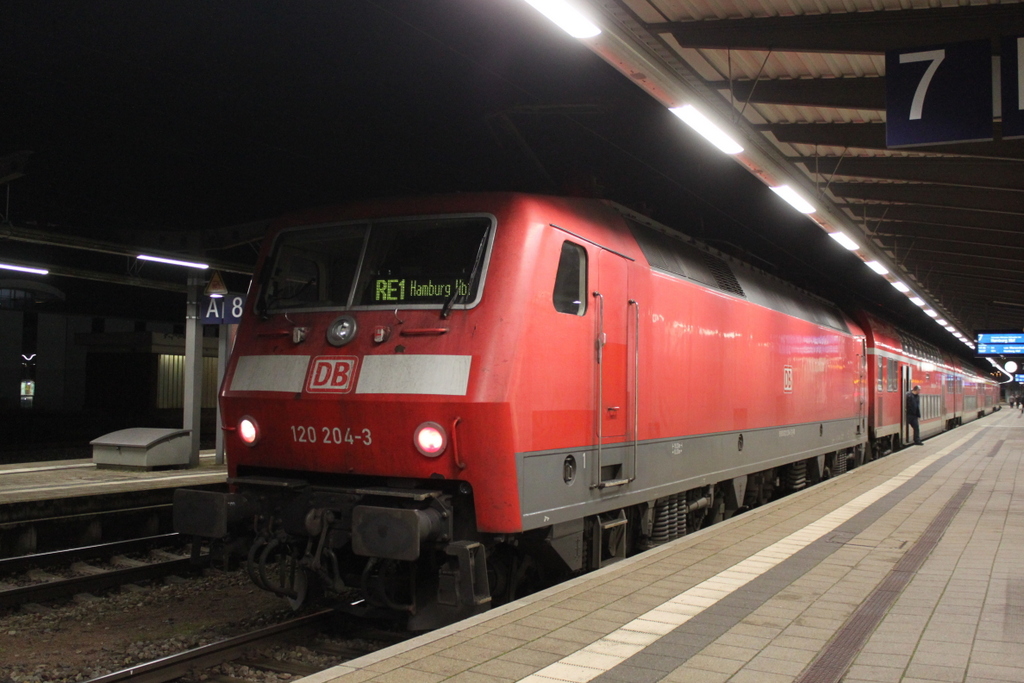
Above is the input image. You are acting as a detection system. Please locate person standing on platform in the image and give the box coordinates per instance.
[906,385,923,445]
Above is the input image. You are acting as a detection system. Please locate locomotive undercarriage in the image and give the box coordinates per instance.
[174,475,492,630]
[175,446,874,630]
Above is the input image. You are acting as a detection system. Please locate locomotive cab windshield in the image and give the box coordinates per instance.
[260,215,493,314]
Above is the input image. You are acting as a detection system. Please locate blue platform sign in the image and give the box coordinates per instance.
[886,40,993,147]
[978,343,1024,356]
[202,294,246,325]
[1003,36,1024,139]
[1016,375,1024,383]
[978,333,1024,345]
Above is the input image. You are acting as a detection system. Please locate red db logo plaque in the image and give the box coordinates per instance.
[306,356,358,393]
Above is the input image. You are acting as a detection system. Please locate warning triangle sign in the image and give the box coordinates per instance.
[205,270,228,297]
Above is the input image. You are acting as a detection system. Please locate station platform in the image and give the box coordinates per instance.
[305,407,1022,683]
[0,451,226,505]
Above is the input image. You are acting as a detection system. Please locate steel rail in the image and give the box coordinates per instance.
[0,533,182,575]
[83,609,337,683]
[0,557,197,609]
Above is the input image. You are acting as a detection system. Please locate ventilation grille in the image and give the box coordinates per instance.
[699,252,745,297]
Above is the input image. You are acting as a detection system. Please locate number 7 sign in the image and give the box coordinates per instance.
[886,40,992,147]
[1002,36,1024,139]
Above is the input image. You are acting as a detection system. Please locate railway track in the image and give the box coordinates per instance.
[0,534,204,610]
[83,609,370,683]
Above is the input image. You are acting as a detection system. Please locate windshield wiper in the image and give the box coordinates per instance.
[441,231,488,319]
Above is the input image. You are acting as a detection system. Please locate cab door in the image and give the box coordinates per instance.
[901,364,913,445]
[597,249,629,439]
[594,248,636,488]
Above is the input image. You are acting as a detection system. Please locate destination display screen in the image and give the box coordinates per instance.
[977,333,1024,344]
[261,216,492,311]
[977,344,1024,356]
[355,218,491,306]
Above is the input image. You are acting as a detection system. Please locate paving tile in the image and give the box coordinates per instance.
[527,637,591,656]
[438,643,505,663]
[853,651,911,669]
[967,662,1024,681]
[406,655,475,676]
[363,655,419,673]
[498,648,564,668]
[743,654,809,676]
[366,669,446,683]
[713,632,771,650]
[909,649,970,668]
[904,663,968,682]
[769,635,828,652]
[469,657,540,679]
[697,643,759,663]
[546,625,606,645]
[444,671,514,683]
[516,614,573,630]
[727,670,796,683]
[660,668,730,683]
[494,623,553,642]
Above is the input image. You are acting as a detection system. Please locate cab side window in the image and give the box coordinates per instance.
[553,241,587,316]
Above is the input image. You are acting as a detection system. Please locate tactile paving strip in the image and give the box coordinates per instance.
[793,483,975,683]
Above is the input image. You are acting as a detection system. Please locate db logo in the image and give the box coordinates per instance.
[306,356,359,393]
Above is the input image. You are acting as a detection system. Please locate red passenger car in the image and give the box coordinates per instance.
[174,193,990,627]
[858,312,998,458]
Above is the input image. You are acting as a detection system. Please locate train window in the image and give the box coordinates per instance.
[552,241,587,316]
[355,217,491,308]
[887,359,898,391]
[260,216,492,312]
[262,225,364,311]
[877,357,885,392]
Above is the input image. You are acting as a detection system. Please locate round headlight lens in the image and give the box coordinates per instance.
[326,315,358,347]
[239,417,260,446]
[414,422,447,457]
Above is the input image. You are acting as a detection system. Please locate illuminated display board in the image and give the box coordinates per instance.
[977,333,1024,344]
[1017,375,1024,383]
[373,278,471,302]
[977,344,1024,355]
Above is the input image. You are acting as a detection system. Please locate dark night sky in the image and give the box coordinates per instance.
[1,0,950,349]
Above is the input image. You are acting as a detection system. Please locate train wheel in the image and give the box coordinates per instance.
[487,545,544,605]
[487,546,514,605]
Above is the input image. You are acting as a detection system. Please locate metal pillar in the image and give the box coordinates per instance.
[215,322,230,465]
[183,275,203,467]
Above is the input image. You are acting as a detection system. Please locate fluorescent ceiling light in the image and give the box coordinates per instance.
[522,0,601,38]
[138,254,209,269]
[924,309,939,317]
[669,105,744,155]
[891,281,910,293]
[935,318,947,325]
[828,231,859,250]
[769,185,815,214]
[945,325,956,332]
[864,261,888,275]
[909,297,926,306]
[0,262,48,275]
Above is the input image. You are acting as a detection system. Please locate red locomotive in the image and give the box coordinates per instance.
[174,192,998,628]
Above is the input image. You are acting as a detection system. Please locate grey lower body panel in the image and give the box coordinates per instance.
[518,418,865,530]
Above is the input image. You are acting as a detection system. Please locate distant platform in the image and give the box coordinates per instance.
[0,450,226,505]
[302,408,1022,683]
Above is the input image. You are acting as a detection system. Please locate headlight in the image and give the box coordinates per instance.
[414,422,447,457]
[239,416,260,446]
[326,315,358,346]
